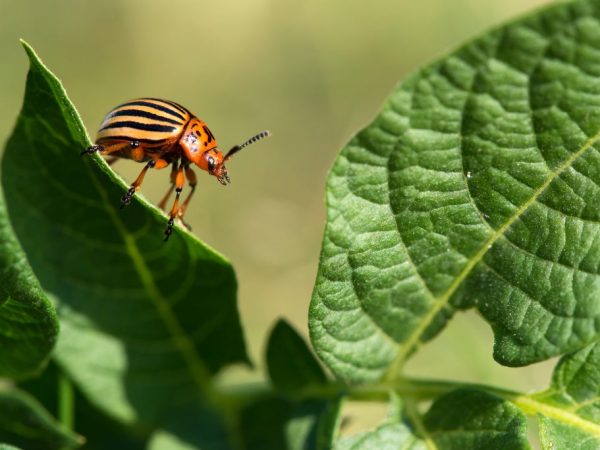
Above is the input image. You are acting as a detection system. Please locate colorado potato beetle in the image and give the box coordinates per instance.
[81,98,270,241]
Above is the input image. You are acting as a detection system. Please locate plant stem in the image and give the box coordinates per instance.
[58,372,74,431]
[217,376,600,437]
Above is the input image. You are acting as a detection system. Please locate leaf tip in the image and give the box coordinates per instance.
[19,39,36,60]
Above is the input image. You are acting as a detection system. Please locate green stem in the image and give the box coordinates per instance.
[218,376,600,438]
[404,398,436,450]
[58,372,74,431]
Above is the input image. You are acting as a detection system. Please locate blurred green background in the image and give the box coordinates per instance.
[1,0,556,397]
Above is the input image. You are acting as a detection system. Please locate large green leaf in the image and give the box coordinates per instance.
[0,385,82,450]
[533,340,600,448]
[310,0,600,382]
[0,196,58,380]
[1,42,249,424]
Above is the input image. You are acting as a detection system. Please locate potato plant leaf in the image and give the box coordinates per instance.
[533,340,600,448]
[0,196,58,380]
[0,386,82,450]
[264,320,340,449]
[19,363,149,450]
[1,41,249,424]
[266,319,327,393]
[238,395,342,450]
[286,398,342,450]
[146,403,232,450]
[310,0,600,382]
[336,390,528,450]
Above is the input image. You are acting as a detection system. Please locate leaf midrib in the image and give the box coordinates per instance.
[85,160,214,396]
[384,124,600,380]
[513,394,600,438]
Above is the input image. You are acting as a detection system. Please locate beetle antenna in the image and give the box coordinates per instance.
[224,130,271,161]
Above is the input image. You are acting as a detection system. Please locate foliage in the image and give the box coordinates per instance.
[2,0,600,448]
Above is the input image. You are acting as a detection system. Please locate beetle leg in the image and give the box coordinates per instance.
[81,141,134,157]
[157,162,179,211]
[176,166,197,230]
[164,164,186,241]
[120,158,169,209]
[106,156,119,166]
[81,144,103,156]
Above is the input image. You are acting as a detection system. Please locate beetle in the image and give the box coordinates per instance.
[81,98,270,241]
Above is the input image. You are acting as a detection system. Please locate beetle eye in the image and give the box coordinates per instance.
[208,156,215,173]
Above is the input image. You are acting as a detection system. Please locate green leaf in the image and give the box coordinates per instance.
[532,340,600,448]
[0,195,58,380]
[1,42,249,424]
[286,399,343,450]
[423,389,529,450]
[20,363,149,450]
[310,0,600,382]
[264,320,340,449]
[239,396,291,450]
[147,404,232,450]
[0,385,82,450]
[334,397,424,450]
[267,319,327,393]
[0,444,22,450]
[336,390,528,450]
[335,423,425,450]
[238,395,342,450]
[538,416,596,450]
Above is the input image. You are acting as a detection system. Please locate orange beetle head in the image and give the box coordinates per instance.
[198,148,230,185]
[180,119,224,174]
[180,119,271,186]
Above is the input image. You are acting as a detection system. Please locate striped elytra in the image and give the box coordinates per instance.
[96,98,192,148]
[82,97,271,241]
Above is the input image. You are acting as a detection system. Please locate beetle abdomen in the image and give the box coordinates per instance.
[96,98,191,146]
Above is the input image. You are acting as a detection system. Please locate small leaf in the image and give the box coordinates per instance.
[239,396,291,450]
[0,195,58,380]
[538,416,596,450]
[238,395,342,450]
[1,42,249,424]
[336,390,528,450]
[264,321,339,449]
[147,404,232,450]
[533,340,600,448]
[267,319,327,393]
[310,0,600,382]
[286,399,343,450]
[0,385,82,450]
[423,389,529,450]
[334,423,425,450]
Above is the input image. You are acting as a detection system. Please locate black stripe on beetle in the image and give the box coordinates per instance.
[97,135,169,145]
[203,125,215,143]
[145,98,190,115]
[108,109,183,125]
[99,121,177,133]
[118,101,186,121]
